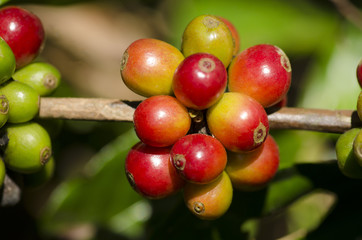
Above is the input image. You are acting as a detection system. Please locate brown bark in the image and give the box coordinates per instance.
[39,97,361,133]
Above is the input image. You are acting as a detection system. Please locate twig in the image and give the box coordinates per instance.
[330,0,362,30]
[39,97,361,133]
[1,174,21,207]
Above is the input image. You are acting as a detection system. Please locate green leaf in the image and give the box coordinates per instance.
[263,168,313,214]
[39,128,146,237]
[0,0,9,6]
[298,23,362,110]
[285,190,337,236]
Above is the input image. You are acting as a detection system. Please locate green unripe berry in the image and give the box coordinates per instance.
[0,37,15,85]
[336,128,362,179]
[12,62,61,96]
[357,91,362,121]
[0,157,5,188]
[353,129,362,166]
[0,80,39,123]
[23,156,55,188]
[0,94,9,128]
[2,122,52,174]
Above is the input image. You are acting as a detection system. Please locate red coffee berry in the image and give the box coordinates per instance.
[172,53,227,110]
[125,142,185,199]
[228,44,291,107]
[357,59,362,88]
[0,6,45,69]
[133,95,191,147]
[171,133,227,184]
[226,135,280,191]
[121,38,184,97]
[207,92,269,152]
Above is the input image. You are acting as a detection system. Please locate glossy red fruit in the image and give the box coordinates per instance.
[218,16,240,56]
[133,95,191,147]
[207,92,269,152]
[121,38,184,97]
[125,142,185,199]
[171,133,227,184]
[0,6,45,69]
[226,135,279,191]
[228,44,292,107]
[173,53,227,110]
[357,59,362,88]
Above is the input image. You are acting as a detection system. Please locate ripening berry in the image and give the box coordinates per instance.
[226,135,279,191]
[218,16,240,56]
[181,14,234,67]
[228,44,292,107]
[183,171,232,220]
[207,92,269,152]
[121,38,184,97]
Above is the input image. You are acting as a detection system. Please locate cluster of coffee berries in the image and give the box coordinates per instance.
[0,6,61,189]
[336,60,362,178]
[122,14,291,220]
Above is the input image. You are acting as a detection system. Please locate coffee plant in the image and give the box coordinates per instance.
[0,1,362,240]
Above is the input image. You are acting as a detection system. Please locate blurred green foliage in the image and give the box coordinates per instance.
[1,0,362,239]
